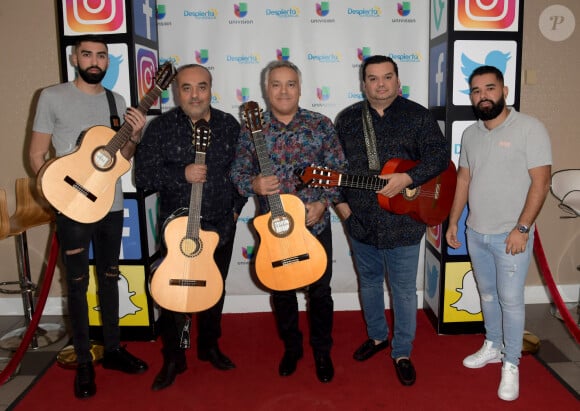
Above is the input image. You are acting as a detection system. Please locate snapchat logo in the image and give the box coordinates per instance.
[443,262,483,322]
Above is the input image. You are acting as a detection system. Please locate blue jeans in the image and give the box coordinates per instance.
[466,227,533,366]
[349,236,420,359]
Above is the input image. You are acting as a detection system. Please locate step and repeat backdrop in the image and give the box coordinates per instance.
[155,1,429,301]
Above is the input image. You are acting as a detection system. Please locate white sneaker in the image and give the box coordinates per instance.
[463,340,503,369]
[498,362,519,401]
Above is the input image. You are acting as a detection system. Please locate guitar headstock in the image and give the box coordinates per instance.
[242,101,264,133]
[155,61,177,91]
[297,166,340,188]
[192,119,211,153]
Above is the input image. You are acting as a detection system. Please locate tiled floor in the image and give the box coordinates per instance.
[0,304,578,410]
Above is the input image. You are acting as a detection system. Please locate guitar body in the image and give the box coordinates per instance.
[151,216,223,313]
[378,159,457,226]
[39,126,130,223]
[252,194,327,291]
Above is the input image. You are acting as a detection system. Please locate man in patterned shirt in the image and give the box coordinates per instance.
[334,55,449,386]
[135,64,246,391]
[230,60,347,383]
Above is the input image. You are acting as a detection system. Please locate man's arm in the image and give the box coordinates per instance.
[29,131,52,174]
[505,164,551,255]
[445,166,470,249]
[120,107,146,160]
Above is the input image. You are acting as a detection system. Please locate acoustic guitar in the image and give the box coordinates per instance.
[242,101,327,291]
[150,120,223,313]
[297,159,457,226]
[38,61,176,223]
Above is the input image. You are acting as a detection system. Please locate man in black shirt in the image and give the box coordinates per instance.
[134,64,246,391]
[334,55,449,386]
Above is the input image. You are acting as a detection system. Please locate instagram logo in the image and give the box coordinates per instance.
[457,0,516,30]
[136,48,157,102]
[64,0,125,34]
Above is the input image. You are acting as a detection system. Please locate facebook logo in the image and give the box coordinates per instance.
[429,41,447,107]
[133,0,157,41]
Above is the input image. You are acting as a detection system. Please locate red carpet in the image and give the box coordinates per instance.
[12,310,578,410]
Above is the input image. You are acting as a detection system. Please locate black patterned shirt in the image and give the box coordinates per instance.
[335,97,449,248]
[134,106,247,245]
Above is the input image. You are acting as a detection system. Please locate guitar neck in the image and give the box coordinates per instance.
[251,130,285,216]
[338,173,386,191]
[187,152,206,239]
[105,85,163,155]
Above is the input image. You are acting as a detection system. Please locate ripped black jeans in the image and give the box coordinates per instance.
[56,210,124,364]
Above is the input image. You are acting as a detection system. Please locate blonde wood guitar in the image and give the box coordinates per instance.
[38,62,176,223]
[150,120,223,313]
[242,101,327,291]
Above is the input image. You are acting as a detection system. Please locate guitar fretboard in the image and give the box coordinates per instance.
[251,130,285,218]
[339,174,387,191]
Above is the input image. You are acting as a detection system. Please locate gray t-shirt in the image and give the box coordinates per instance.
[459,109,552,234]
[33,81,127,212]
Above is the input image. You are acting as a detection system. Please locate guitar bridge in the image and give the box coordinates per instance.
[169,279,207,287]
[271,253,310,268]
[64,176,97,202]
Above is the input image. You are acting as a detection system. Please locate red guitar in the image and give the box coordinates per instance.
[298,159,457,226]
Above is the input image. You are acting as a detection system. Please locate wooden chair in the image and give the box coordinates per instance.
[0,178,63,350]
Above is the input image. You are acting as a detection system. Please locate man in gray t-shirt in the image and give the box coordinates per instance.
[29,34,148,399]
[446,66,552,402]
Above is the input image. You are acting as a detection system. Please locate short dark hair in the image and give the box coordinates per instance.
[73,34,108,50]
[468,65,504,87]
[361,55,398,81]
[177,64,213,86]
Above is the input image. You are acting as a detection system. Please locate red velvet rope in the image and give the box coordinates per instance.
[0,231,59,386]
[533,226,580,344]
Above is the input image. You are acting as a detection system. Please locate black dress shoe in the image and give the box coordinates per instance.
[278,351,303,376]
[315,354,334,383]
[102,346,148,374]
[394,358,416,386]
[198,347,236,370]
[151,361,187,391]
[74,362,96,399]
[353,339,389,361]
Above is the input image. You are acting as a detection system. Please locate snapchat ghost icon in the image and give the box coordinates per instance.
[451,270,481,315]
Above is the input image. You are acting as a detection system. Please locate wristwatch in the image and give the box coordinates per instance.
[516,224,530,234]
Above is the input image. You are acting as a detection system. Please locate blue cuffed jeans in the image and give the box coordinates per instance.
[466,227,533,366]
[349,236,420,359]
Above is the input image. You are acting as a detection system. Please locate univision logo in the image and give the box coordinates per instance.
[236,88,250,102]
[195,49,209,64]
[234,2,248,18]
[316,2,329,16]
[276,48,290,61]
[157,4,166,19]
[242,246,255,260]
[397,2,411,17]
[399,85,410,98]
[317,86,330,101]
[357,47,372,61]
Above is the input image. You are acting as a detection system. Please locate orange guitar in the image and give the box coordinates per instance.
[242,101,327,291]
[150,120,223,313]
[298,159,457,226]
[38,61,176,223]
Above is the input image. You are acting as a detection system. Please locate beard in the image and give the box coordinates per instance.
[77,66,106,84]
[472,97,505,121]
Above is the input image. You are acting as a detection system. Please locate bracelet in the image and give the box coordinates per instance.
[128,137,140,145]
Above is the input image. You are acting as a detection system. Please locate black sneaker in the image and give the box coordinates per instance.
[102,345,148,374]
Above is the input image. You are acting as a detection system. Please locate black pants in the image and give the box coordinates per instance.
[272,224,333,357]
[57,210,124,364]
[157,233,235,363]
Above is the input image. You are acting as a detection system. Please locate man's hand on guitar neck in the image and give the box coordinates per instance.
[252,174,280,196]
[121,107,146,160]
[377,172,413,198]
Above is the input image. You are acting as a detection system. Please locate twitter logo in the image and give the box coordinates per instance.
[460,50,510,94]
[102,54,123,90]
